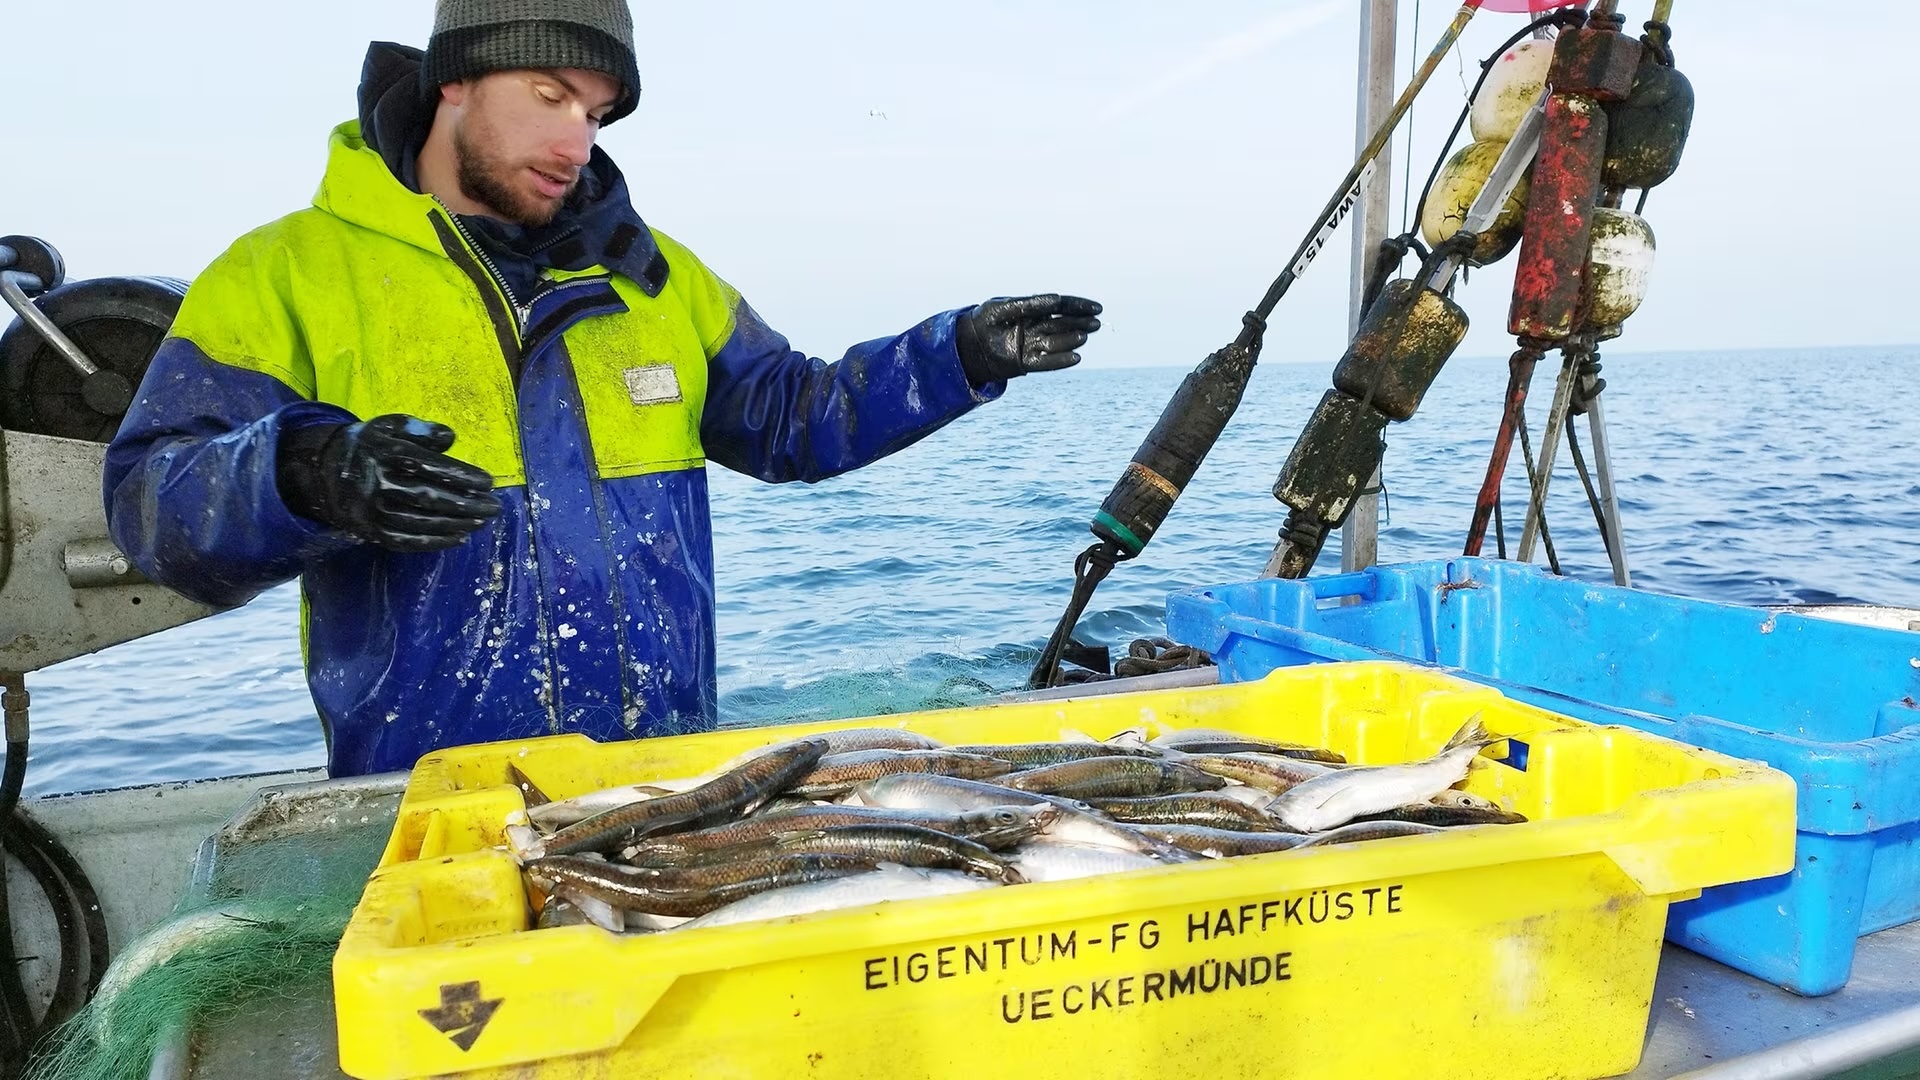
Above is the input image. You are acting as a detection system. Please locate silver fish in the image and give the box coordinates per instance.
[1008,842,1166,883]
[1128,824,1312,858]
[762,824,1024,884]
[629,803,1055,864]
[738,727,947,763]
[1350,802,1527,827]
[999,757,1227,799]
[851,775,1190,859]
[1268,717,1499,833]
[683,864,995,929]
[528,783,662,830]
[787,749,1014,798]
[1171,752,1337,794]
[1432,789,1504,812]
[1150,727,1347,763]
[1292,821,1447,847]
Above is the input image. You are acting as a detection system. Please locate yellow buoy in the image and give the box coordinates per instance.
[1583,207,1657,332]
[1471,38,1552,142]
[1419,140,1530,266]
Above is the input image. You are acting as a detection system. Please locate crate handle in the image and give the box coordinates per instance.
[1307,571,1378,604]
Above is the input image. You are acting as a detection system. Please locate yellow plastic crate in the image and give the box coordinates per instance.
[334,661,1795,1080]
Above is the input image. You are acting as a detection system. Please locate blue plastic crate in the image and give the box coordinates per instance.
[1165,556,1920,996]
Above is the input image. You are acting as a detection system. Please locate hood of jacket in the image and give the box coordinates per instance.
[344,40,667,298]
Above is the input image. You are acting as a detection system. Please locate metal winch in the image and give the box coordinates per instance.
[0,234,208,699]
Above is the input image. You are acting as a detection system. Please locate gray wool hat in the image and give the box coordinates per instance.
[421,0,641,124]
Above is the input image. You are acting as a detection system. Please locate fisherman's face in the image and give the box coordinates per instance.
[440,68,621,226]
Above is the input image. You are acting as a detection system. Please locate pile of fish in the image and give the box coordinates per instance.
[501,719,1524,933]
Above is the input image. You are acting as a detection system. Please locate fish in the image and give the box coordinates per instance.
[507,763,551,807]
[626,803,1056,865]
[534,896,592,930]
[1150,726,1347,763]
[849,773,1091,814]
[528,783,662,830]
[1083,794,1291,832]
[1128,824,1313,858]
[786,749,1015,798]
[737,727,947,762]
[1350,802,1527,827]
[1214,785,1281,809]
[683,864,996,930]
[1268,717,1499,833]
[544,739,829,856]
[540,886,624,932]
[1007,841,1167,883]
[850,775,1194,860]
[999,757,1227,800]
[945,742,1161,768]
[526,850,878,918]
[1171,752,1337,794]
[532,729,951,822]
[503,821,546,864]
[1431,789,1506,812]
[761,824,1025,884]
[1292,821,1447,847]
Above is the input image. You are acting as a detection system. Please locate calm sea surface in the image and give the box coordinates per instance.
[21,345,1920,796]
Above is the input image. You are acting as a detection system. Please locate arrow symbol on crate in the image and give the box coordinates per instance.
[419,981,503,1051]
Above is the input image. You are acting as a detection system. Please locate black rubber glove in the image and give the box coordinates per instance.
[954,294,1103,386]
[277,414,502,552]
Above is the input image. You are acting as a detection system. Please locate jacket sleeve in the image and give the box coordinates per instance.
[660,235,1001,484]
[103,232,359,608]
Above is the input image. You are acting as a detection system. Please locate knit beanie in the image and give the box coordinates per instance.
[421,0,640,124]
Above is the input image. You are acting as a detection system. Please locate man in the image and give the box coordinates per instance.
[103,0,1101,777]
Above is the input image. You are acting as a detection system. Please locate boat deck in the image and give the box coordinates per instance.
[39,771,1909,1080]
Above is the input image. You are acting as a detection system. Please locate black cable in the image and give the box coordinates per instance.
[0,680,107,1076]
[1493,496,1507,560]
[4,816,83,1038]
[1515,407,1564,576]
[1566,420,1614,559]
[1027,542,1126,689]
[1411,10,1584,235]
[1,679,34,1074]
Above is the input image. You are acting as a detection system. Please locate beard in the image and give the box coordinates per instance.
[451,118,575,227]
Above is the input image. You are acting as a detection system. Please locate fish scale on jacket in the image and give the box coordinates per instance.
[102,114,996,777]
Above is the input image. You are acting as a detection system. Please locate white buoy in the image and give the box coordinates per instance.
[1419,139,1531,265]
[1583,208,1657,330]
[1471,38,1553,142]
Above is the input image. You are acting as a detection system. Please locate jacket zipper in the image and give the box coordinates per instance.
[432,196,532,328]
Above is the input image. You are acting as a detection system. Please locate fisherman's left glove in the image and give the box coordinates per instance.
[276,414,502,553]
[955,294,1103,386]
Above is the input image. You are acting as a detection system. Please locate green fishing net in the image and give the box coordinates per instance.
[23,818,389,1080]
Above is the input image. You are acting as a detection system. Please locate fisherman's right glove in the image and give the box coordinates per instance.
[277,414,502,552]
[954,294,1103,387]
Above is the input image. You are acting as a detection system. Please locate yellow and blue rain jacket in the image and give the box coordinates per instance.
[103,121,992,776]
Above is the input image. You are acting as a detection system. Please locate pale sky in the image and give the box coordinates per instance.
[2,1,1910,367]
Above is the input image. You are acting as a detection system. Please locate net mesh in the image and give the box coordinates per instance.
[24,817,389,1080]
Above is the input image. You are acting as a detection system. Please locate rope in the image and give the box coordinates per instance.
[1566,421,1614,561]
[1026,541,1128,689]
[1515,409,1564,576]
[1411,9,1585,240]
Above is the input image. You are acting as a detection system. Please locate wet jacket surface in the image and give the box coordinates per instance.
[103,58,993,775]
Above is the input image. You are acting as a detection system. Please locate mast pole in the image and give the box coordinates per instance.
[1341,0,1400,572]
